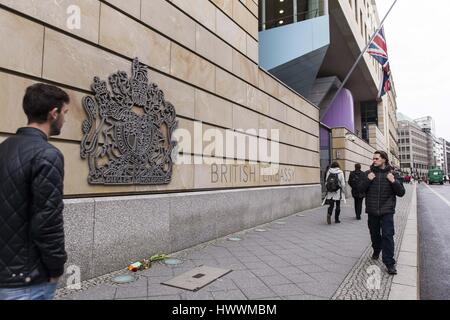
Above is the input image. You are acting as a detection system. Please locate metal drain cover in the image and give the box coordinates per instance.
[255,229,267,232]
[228,237,242,241]
[162,266,232,291]
[164,258,183,266]
[112,274,136,284]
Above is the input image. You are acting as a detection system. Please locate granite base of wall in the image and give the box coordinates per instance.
[61,185,321,283]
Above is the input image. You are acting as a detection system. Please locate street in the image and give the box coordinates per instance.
[418,183,450,300]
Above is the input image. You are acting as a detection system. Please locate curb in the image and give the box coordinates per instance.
[388,183,419,300]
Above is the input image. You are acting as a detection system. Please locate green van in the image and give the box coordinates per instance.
[428,168,444,185]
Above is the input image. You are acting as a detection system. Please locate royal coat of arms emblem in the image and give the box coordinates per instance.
[80,58,178,185]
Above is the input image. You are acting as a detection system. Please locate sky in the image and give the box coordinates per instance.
[376,0,450,141]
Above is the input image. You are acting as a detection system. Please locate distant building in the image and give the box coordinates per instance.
[414,116,436,136]
[397,119,429,177]
[445,140,450,176]
[413,116,446,170]
[435,138,445,170]
[399,114,448,176]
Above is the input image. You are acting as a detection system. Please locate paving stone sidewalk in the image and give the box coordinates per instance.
[57,185,414,300]
[332,184,414,300]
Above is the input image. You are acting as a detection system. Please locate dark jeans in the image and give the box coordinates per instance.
[327,200,341,221]
[368,214,396,266]
[354,197,364,218]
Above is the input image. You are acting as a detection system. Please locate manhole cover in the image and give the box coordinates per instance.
[164,258,183,266]
[162,266,232,291]
[111,275,136,284]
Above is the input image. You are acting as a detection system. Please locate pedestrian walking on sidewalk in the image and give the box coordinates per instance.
[0,84,70,300]
[348,164,365,220]
[359,151,405,275]
[323,162,346,225]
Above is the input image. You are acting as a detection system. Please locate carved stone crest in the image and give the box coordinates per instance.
[80,58,178,185]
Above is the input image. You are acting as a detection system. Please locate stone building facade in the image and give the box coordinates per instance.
[0,0,322,282]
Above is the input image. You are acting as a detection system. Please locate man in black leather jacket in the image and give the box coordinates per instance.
[359,151,405,275]
[0,83,70,300]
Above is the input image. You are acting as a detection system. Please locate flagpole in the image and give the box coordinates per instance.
[320,0,398,122]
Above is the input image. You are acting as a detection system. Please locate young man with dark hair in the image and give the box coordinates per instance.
[0,83,70,300]
[348,163,365,220]
[359,151,405,275]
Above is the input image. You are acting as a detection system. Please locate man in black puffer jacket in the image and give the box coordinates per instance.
[359,151,405,275]
[0,83,70,300]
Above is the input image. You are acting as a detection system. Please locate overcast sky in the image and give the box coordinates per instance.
[376,0,450,140]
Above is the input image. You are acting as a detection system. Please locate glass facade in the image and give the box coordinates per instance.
[259,0,326,31]
[360,101,378,142]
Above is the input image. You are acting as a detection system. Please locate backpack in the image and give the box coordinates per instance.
[349,171,360,189]
[326,173,341,193]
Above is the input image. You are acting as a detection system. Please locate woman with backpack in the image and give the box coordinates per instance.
[322,162,346,225]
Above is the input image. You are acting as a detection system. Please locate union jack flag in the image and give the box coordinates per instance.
[368,27,389,67]
[380,64,391,97]
[368,27,391,97]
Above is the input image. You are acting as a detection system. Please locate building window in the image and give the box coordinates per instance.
[360,11,363,35]
[365,24,368,44]
[259,0,325,31]
[361,101,378,142]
